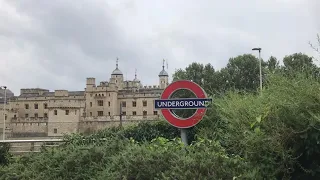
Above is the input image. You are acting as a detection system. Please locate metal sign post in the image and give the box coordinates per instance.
[180,128,188,145]
[155,80,212,146]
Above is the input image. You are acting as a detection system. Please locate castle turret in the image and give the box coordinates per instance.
[86,77,96,89]
[133,69,142,88]
[110,58,124,89]
[159,59,169,89]
[86,77,95,86]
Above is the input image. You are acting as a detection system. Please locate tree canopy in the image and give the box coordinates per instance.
[172,52,318,95]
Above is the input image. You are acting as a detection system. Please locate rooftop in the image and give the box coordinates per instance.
[0,89,14,103]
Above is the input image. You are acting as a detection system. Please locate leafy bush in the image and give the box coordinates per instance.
[0,142,11,166]
[120,120,181,142]
[0,136,130,180]
[0,137,255,180]
[196,73,320,179]
[97,137,258,179]
[62,120,183,146]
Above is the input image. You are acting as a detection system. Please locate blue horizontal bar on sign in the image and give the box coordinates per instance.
[154,98,212,109]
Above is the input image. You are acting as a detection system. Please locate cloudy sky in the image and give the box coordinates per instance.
[0,0,319,95]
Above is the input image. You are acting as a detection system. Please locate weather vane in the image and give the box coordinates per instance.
[116,57,119,68]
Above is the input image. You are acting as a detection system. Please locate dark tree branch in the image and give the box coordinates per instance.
[309,34,320,53]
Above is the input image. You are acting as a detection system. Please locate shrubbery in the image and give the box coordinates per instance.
[0,143,10,166]
[1,73,320,179]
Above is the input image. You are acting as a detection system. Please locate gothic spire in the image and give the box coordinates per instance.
[162,59,165,70]
[159,59,168,77]
[135,68,137,79]
[116,57,119,69]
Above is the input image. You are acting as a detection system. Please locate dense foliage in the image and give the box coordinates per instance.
[173,52,320,96]
[0,143,10,166]
[1,50,320,179]
[0,122,255,179]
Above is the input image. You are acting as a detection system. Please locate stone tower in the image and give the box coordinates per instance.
[133,69,142,88]
[159,59,169,89]
[110,58,124,89]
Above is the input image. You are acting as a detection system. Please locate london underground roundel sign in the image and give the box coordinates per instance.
[154,80,212,128]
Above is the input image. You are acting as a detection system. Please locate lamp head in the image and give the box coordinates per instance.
[252,48,262,51]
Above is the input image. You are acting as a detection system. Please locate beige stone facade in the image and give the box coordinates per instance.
[0,61,169,139]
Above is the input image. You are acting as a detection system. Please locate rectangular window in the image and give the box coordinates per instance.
[121,101,126,107]
[34,104,38,109]
[122,111,126,116]
[143,111,147,117]
[132,111,136,115]
[75,110,77,115]
[90,102,92,107]
[153,111,158,115]
[65,110,69,115]
[90,112,92,116]
[143,101,147,107]
[25,104,29,109]
[44,113,48,118]
[98,111,103,116]
[35,113,38,118]
[54,128,57,134]
[44,103,48,109]
[25,114,29,118]
[98,100,104,106]
[108,102,111,107]
[54,110,57,115]
[132,101,136,107]
[5,115,7,120]
[108,112,110,116]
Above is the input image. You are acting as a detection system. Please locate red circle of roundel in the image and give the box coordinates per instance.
[160,80,207,128]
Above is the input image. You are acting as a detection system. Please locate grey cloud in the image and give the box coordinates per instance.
[0,0,318,94]
[3,0,145,92]
[9,0,139,62]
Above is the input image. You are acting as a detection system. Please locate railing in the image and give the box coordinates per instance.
[0,139,64,154]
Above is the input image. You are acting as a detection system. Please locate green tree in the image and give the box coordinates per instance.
[172,54,267,95]
[283,53,314,71]
[172,62,216,95]
[267,56,280,73]
[282,53,320,79]
[173,62,205,85]
[220,54,267,93]
[203,63,218,94]
[213,68,231,94]
[172,68,187,81]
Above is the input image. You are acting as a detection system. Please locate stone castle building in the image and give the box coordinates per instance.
[0,61,169,139]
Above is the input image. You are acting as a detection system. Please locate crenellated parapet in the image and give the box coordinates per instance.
[10,117,49,123]
[47,99,85,109]
[54,90,68,97]
[117,87,162,99]
[20,88,49,96]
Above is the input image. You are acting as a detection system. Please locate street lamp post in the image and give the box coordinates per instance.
[252,48,262,94]
[0,86,7,140]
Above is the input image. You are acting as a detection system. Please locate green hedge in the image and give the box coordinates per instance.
[0,142,11,166]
